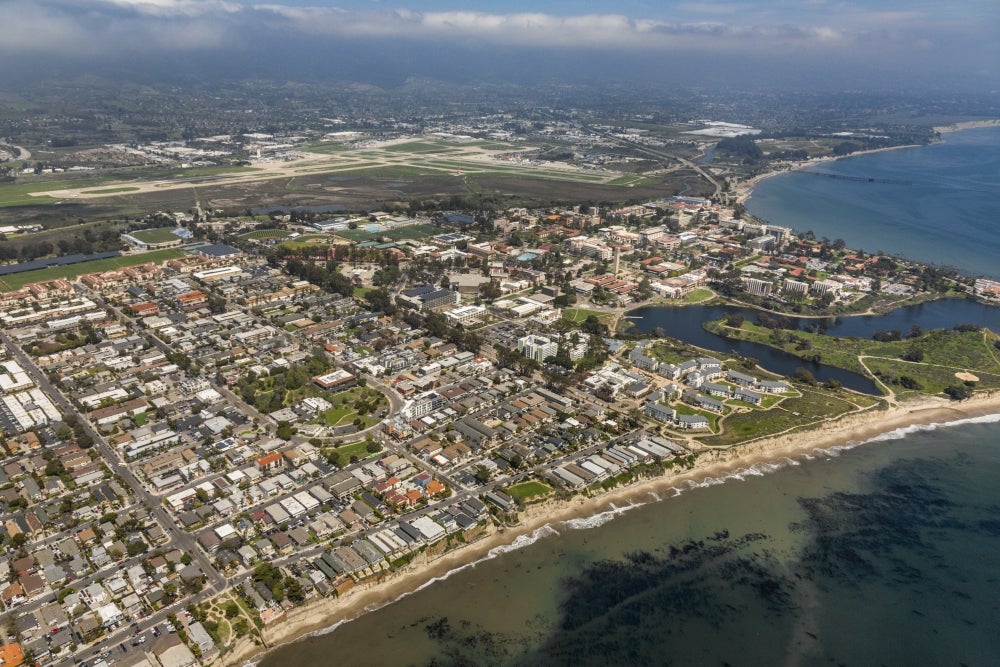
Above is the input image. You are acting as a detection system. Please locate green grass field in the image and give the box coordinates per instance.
[683,288,715,303]
[0,248,186,292]
[504,480,553,502]
[562,308,612,325]
[129,227,181,244]
[380,141,458,154]
[239,229,293,241]
[304,142,350,154]
[312,386,387,429]
[0,175,117,207]
[324,440,376,468]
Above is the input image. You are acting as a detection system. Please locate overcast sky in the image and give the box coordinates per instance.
[1,0,996,91]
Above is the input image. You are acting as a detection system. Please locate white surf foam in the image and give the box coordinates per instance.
[863,411,1000,443]
[563,500,644,530]
[308,523,563,638]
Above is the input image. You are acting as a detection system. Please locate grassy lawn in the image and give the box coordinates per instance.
[0,248,186,292]
[504,480,553,502]
[0,174,118,206]
[380,141,457,154]
[562,308,611,324]
[683,288,715,303]
[133,411,149,426]
[864,357,1000,396]
[336,223,439,244]
[305,142,350,154]
[469,141,518,150]
[646,341,706,364]
[163,165,261,178]
[672,402,723,432]
[353,286,374,299]
[324,440,376,467]
[312,386,387,428]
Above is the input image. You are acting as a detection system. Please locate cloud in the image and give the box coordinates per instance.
[0,1,993,90]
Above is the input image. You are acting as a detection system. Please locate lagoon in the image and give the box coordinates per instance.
[626,297,1000,394]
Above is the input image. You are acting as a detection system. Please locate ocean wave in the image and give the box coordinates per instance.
[863,411,1000,443]
[563,501,644,530]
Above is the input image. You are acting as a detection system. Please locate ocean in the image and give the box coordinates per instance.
[259,130,1000,667]
[746,126,1000,279]
[262,416,1000,667]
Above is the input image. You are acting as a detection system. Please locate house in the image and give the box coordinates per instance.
[675,413,709,430]
[257,452,284,472]
[152,633,198,667]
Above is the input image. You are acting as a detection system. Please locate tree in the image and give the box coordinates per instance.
[473,465,492,484]
[944,384,974,400]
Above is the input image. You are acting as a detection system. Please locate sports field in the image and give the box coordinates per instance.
[129,227,181,244]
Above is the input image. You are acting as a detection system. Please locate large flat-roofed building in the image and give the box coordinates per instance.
[444,305,487,326]
[397,285,460,312]
[312,369,357,392]
[192,266,243,282]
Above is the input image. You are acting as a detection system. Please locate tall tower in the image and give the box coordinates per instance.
[612,245,622,276]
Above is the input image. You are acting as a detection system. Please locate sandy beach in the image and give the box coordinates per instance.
[219,391,1000,667]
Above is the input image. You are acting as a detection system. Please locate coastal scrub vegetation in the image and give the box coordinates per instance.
[705,318,1000,398]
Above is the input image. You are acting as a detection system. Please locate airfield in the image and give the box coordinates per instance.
[20,138,659,203]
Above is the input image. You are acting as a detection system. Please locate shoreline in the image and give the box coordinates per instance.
[734,143,920,205]
[933,118,1000,134]
[221,391,1000,667]
[735,119,1000,204]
